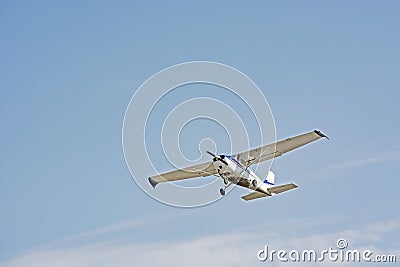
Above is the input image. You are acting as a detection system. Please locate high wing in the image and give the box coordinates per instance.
[241,183,298,201]
[148,161,217,188]
[235,130,328,167]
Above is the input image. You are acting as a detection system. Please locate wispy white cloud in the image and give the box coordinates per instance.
[56,217,151,242]
[1,214,398,267]
[328,152,399,171]
[306,149,400,181]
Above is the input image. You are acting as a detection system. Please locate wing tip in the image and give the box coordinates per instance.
[148,177,159,188]
[314,130,329,140]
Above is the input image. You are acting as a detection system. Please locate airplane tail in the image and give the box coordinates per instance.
[263,170,275,186]
[242,170,298,201]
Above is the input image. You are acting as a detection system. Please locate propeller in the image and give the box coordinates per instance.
[206,150,216,157]
[206,150,228,165]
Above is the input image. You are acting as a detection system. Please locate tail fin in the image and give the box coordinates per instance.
[263,170,275,186]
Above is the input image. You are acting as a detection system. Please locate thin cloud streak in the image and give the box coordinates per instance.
[329,153,399,171]
[1,215,398,267]
[307,149,400,181]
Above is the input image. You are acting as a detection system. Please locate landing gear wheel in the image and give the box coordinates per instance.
[224,178,228,185]
[252,180,258,187]
[219,188,225,196]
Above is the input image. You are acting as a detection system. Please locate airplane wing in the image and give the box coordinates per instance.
[148,161,217,188]
[235,130,328,166]
[241,183,297,201]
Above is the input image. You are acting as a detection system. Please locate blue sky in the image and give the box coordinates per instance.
[1,1,399,266]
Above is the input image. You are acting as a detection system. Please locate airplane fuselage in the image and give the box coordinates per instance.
[212,155,273,195]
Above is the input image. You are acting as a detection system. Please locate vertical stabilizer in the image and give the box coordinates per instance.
[264,170,275,186]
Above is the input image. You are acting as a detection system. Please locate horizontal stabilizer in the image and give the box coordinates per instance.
[241,183,298,201]
[268,183,298,194]
[241,191,269,201]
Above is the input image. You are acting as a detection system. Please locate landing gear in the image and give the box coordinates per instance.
[220,180,233,196]
[223,178,229,185]
[219,188,225,195]
[252,179,258,187]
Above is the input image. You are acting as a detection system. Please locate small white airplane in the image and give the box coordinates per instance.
[149,130,328,201]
